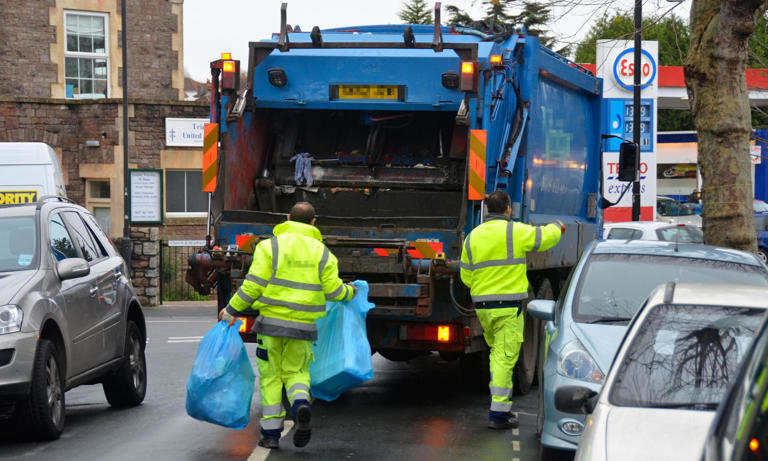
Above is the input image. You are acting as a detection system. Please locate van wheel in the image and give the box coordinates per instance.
[24,339,65,440]
[103,321,147,407]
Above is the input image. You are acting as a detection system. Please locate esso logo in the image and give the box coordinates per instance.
[612,48,656,91]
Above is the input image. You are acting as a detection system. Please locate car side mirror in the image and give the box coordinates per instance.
[57,258,90,281]
[554,386,599,414]
[527,299,556,322]
[618,142,639,182]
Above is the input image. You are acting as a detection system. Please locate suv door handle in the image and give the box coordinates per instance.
[89,286,99,297]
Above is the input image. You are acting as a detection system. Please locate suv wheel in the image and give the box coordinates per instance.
[24,338,65,440]
[103,321,146,407]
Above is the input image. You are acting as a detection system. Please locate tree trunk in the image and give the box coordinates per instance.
[684,0,767,251]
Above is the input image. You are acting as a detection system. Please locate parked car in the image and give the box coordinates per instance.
[701,304,768,461]
[657,195,702,227]
[554,283,768,461]
[0,196,146,440]
[528,240,768,459]
[604,221,704,243]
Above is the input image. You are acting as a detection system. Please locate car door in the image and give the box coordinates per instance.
[77,211,125,361]
[49,212,103,377]
[61,211,120,365]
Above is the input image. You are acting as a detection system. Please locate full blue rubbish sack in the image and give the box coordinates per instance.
[186,320,255,429]
[310,280,375,401]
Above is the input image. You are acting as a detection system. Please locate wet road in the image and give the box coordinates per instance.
[0,306,541,461]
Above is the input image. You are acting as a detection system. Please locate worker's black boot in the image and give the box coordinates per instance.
[258,438,279,449]
[292,403,312,448]
[487,413,519,430]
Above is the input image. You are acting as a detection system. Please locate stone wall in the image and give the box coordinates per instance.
[127,226,160,306]
[0,0,57,98]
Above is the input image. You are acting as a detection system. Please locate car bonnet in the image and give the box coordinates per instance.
[604,407,715,461]
[0,270,36,305]
[570,322,628,376]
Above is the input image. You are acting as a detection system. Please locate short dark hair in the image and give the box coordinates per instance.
[289,201,315,224]
[485,190,510,213]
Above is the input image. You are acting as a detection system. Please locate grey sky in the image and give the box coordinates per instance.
[182,0,690,82]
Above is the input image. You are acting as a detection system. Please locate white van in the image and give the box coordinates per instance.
[0,142,67,204]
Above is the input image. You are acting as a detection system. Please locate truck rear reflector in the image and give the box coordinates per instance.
[468,130,487,200]
[437,325,451,342]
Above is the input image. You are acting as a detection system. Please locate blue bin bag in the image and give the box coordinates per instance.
[186,320,255,429]
[310,280,375,401]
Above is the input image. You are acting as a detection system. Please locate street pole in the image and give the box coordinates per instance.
[121,0,131,266]
[632,0,642,221]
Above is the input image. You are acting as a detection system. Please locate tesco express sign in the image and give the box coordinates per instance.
[613,48,657,91]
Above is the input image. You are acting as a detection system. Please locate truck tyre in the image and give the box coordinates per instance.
[24,338,65,440]
[515,278,553,395]
[103,321,147,407]
[377,349,423,362]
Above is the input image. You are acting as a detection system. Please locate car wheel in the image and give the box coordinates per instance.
[24,338,65,440]
[758,248,768,265]
[539,445,575,461]
[103,321,147,407]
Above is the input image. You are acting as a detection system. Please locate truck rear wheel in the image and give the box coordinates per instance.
[514,278,553,395]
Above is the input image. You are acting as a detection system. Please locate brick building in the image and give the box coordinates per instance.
[0,0,210,304]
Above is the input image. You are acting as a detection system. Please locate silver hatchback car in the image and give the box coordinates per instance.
[0,197,146,440]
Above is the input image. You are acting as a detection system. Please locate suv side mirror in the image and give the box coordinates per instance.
[57,258,90,281]
[618,142,639,182]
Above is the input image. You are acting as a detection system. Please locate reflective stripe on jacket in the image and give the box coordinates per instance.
[459,214,561,303]
[225,220,354,340]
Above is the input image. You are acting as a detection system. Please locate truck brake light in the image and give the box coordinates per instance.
[437,325,451,342]
[237,317,255,333]
[220,58,240,90]
[222,61,235,72]
[490,54,503,67]
[460,61,477,92]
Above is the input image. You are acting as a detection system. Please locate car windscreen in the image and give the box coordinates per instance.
[609,304,765,408]
[655,226,704,243]
[573,254,768,323]
[0,216,38,272]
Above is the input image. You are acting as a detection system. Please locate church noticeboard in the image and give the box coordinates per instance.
[129,169,163,224]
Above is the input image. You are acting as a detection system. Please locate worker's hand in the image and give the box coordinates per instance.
[349,283,358,298]
[218,308,237,327]
[552,220,566,234]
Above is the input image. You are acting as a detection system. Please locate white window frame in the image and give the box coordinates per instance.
[85,179,112,234]
[165,169,208,218]
[64,10,109,99]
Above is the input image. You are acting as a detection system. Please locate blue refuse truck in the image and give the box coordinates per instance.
[186,4,604,393]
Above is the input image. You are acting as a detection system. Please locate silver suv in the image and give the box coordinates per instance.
[0,197,146,440]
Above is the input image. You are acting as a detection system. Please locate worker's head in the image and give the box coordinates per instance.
[288,201,316,225]
[485,190,511,217]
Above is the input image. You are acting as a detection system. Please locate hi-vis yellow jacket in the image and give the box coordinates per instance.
[225,220,354,340]
[460,214,562,303]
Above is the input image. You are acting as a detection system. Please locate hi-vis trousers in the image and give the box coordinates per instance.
[475,307,523,415]
[255,334,313,433]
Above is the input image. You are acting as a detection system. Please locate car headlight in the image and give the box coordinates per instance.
[557,339,604,384]
[0,305,23,334]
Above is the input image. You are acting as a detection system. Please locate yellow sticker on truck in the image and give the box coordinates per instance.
[0,190,38,205]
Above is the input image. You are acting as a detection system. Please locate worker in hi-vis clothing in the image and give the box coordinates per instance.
[460,190,563,430]
[219,202,356,449]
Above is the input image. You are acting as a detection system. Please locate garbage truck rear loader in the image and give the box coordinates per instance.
[187,5,603,393]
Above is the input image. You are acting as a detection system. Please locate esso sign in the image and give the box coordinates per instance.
[613,48,657,91]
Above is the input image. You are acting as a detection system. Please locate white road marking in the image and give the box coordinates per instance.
[167,339,202,344]
[512,428,519,436]
[511,458,520,461]
[247,421,294,461]
[169,336,204,340]
[512,440,520,451]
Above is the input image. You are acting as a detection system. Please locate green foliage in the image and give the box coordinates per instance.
[748,14,768,68]
[574,11,689,66]
[398,0,433,25]
[658,109,694,131]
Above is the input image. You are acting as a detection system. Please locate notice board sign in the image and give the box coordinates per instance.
[129,169,163,224]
